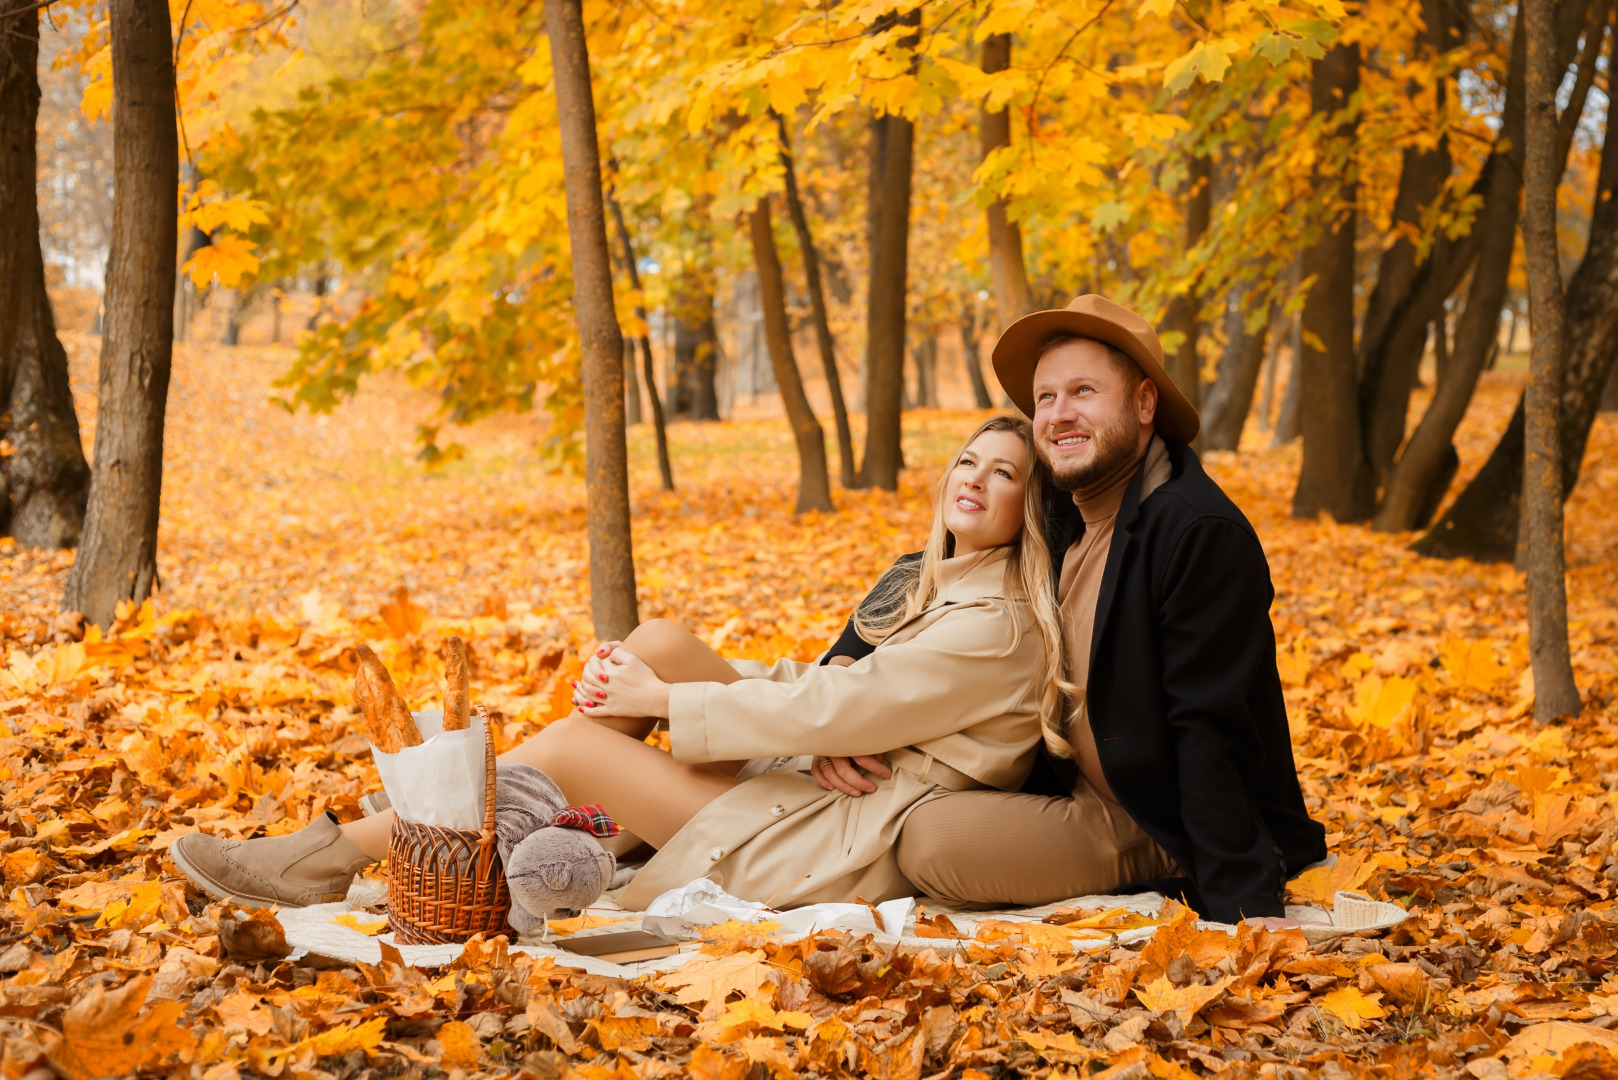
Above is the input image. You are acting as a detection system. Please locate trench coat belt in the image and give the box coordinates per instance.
[884,747,979,792]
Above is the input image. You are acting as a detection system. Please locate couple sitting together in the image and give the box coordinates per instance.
[172,295,1327,927]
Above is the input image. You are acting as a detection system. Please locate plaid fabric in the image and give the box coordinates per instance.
[552,804,621,837]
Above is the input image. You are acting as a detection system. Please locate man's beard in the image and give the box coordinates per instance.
[1041,411,1140,492]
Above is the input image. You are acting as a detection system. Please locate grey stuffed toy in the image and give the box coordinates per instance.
[492,763,616,936]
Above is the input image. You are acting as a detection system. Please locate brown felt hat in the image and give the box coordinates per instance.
[991,294,1200,444]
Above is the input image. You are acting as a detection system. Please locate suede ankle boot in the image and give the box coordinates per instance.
[170,812,373,908]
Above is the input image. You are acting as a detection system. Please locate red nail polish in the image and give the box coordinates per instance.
[601,675,609,683]
[596,690,605,698]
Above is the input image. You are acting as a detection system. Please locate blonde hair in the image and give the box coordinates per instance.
[854,415,1075,756]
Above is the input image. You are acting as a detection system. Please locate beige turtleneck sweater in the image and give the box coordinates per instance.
[1058,435,1172,801]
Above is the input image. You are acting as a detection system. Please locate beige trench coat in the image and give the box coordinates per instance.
[615,547,1047,910]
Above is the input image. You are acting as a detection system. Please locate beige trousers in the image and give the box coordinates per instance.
[895,772,1178,908]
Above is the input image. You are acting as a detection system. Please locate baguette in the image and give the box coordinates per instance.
[442,636,471,731]
[354,644,422,753]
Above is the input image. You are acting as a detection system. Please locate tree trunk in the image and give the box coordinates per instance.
[0,0,91,548]
[749,198,833,514]
[622,340,643,426]
[775,110,856,488]
[1355,0,1455,495]
[606,187,673,490]
[1274,323,1302,445]
[910,334,938,408]
[1420,19,1618,560]
[306,267,327,332]
[672,300,720,420]
[1374,0,1598,531]
[543,0,637,640]
[1162,154,1212,412]
[858,14,917,492]
[62,0,177,625]
[959,308,993,407]
[222,287,252,347]
[980,33,1035,335]
[1520,0,1581,721]
[1200,288,1269,452]
[1292,43,1363,522]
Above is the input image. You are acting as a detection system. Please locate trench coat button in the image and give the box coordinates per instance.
[769,804,785,817]
[708,847,724,861]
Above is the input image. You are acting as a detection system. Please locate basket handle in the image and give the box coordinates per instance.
[477,704,497,834]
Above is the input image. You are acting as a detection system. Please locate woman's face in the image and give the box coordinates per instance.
[943,429,1030,556]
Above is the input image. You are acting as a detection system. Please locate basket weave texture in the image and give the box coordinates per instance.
[385,721,511,944]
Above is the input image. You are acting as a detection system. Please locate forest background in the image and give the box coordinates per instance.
[6,0,1618,1077]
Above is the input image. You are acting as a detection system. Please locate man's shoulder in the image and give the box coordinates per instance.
[1137,442,1262,547]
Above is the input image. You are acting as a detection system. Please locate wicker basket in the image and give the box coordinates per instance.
[385,720,511,944]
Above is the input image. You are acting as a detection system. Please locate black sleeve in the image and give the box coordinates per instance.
[820,552,924,665]
[1156,517,1291,922]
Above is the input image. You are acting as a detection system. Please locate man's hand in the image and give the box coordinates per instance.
[811,754,893,797]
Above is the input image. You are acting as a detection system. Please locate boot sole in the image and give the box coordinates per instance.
[168,837,284,910]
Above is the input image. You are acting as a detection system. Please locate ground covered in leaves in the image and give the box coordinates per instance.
[4,335,1618,1079]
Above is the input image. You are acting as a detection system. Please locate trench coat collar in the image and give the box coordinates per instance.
[931,547,1013,607]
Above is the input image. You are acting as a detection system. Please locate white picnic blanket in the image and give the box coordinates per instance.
[273,876,1408,978]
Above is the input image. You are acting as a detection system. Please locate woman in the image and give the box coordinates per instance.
[172,416,1068,914]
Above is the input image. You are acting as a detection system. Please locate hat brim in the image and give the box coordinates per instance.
[990,309,1201,445]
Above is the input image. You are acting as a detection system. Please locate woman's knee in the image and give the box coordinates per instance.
[622,618,699,677]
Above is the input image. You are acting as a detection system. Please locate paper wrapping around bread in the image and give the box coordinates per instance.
[371,710,488,831]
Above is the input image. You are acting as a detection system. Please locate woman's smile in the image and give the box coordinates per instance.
[955,492,986,512]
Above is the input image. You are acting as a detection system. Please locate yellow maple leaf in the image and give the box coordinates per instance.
[296,1016,387,1058]
[1135,975,1235,1023]
[96,880,164,930]
[1441,637,1508,693]
[1318,987,1386,1030]
[660,949,771,1009]
[182,234,261,289]
[52,976,195,1080]
[1286,851,1378,908]
[1346,673,1419,729]
[1017,1028,1093,1062]
[436,1019,480,1067]
[716,997,813,1035]
[379,586,428,637]
[331,912,389,935]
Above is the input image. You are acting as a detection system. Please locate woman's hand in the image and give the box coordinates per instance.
[811,754,893,797]
[576,641,622,702]
[573,647,671,719]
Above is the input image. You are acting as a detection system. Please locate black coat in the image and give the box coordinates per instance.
[826,439,1326,922]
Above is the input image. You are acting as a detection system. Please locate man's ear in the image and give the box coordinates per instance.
[1138,378,1160,426]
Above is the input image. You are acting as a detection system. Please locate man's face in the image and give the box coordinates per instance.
[1030,338,1157,491]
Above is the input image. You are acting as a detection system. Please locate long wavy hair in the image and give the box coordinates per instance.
[854,415,1074,756]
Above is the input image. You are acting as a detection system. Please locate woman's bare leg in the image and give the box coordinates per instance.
[340,713,735,858]
[578,619,742,740]
[341,620,750,860]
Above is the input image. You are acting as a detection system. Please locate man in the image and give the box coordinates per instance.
[812,294,1325,924]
